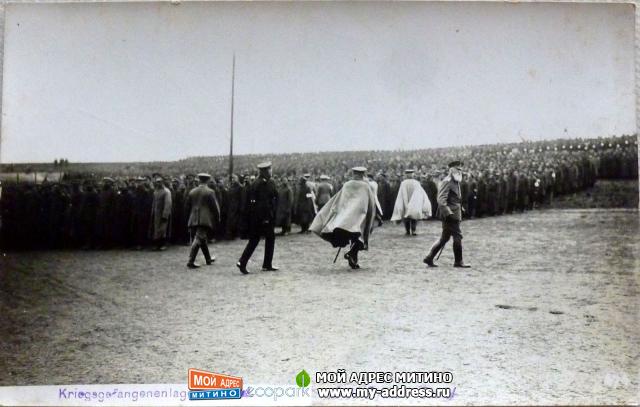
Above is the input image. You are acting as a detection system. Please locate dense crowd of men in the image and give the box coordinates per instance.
[0,135,636,250]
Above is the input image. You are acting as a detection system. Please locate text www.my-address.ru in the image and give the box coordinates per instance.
[316,385,455,400]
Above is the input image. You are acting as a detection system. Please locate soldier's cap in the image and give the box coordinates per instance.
[320,174,330,180]
[102,177,115,183]
[352,166,367,173]
[151,172,162,178]
[448,160,463,168]
[135,176,147,181]
[257,161,272,170]
[303,173,311,178]
[154,177,164,183]
[197,173,212,181]
[404,169,415,174]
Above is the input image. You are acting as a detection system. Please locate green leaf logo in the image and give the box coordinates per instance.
[296,370,311,388]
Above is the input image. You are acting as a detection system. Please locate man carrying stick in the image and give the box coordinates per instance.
[424,161,471,268]
[310,166,377,270]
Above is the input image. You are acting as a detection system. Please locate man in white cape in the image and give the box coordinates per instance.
[310,167,377,269]
[390,169,432,236]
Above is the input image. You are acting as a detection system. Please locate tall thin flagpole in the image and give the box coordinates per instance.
[229,53,235,184]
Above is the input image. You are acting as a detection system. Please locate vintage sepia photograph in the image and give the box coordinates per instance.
[0,0,638,405]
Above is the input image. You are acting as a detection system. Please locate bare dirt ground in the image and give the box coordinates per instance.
[0,208,638,405]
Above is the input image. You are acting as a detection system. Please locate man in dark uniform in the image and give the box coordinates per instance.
[0,184,17,249]
[79,180,99,250]
[214,178,228,241]
[48,183,71,248]
[423,161,471,268]
[476,173,487,218]
[115,180,134,248]
[238,174,250,239]
[225,174,243,240]
[377,173,393,220]
[486,173,498,216]
[185,173,220,268]
[500,171,510,215]
[37,183,51,248]
[467,173,477,218]
[131,177,152,250]
[64,182,80,246]
[20,184,39,249]
[275,176,294,236]
[507,171,518,213]
[389,173,401,209]
[516,171,528,211]
[294,176,316,233]
[183,174,197,242]
[315,175,334,211]
[544,169,555,204]
[237,161,279,274]
[460,175,469,219]
[531,172,542,209]
[493,172,503,215]
[170,178,187,245]
[425,171,440,218]
[96,177,118,249]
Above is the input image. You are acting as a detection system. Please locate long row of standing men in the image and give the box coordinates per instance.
[0,139,637,250]
[0,173,324,250]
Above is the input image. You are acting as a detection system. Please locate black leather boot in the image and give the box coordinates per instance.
[453,240,471,268]
[423,241,441,267]
[201,245,215,265]
[187,243,200,268]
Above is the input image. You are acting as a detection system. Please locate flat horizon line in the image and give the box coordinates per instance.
[0,134,635,165]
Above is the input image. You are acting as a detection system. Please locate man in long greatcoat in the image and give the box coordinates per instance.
[149,177,172,251]
[294,176,316,233]
[275,176,294,235]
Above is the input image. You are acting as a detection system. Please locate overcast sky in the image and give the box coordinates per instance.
[1,1,635,163]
